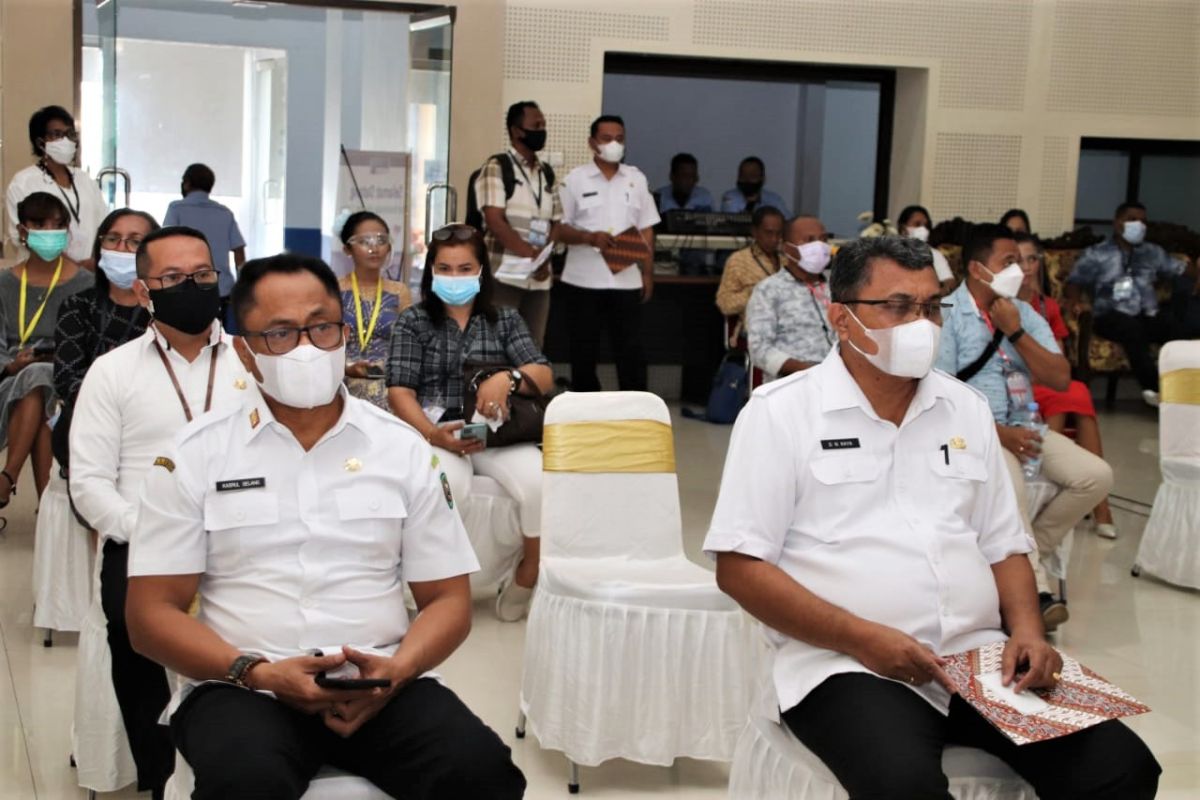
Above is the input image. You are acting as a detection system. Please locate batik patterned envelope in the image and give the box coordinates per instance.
[944,641,1150,745]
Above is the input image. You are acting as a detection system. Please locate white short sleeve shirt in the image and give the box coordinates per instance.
[5,164,108,263]
[559,161,661,291]
[704,349,1033,716]
[129,387,479,712]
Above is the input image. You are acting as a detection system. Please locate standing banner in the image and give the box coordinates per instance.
[333,148,411,283]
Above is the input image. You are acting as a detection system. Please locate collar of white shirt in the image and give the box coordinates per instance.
[818,345,955,424]
[145,320,224,354]
[583,160,630,180]
[242,383,362,446]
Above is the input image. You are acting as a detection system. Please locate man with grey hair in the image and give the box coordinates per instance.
[705,237,1159,798]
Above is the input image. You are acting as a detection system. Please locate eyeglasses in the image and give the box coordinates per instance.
[142,269,221,291]
[430,224,478,243]
[843,299,953,321]
[348,233,391,248]
[99,234,145,250]
[242,321,345,355]
[44,128,79,142]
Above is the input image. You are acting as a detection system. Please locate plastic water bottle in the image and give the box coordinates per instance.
[1020,402,1047,479]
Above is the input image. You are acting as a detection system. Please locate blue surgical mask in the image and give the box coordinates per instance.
[25,229,69,262]
[432,274,481,306]
[98,249,139,289]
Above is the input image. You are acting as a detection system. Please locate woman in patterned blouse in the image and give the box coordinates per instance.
[387,224,553,622]
[338,211,411,409]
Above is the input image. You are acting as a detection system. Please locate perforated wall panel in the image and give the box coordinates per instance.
[504,6,670,84]
[1038,137,1070,234]
[1048,0,1200,116]
[692,0,1033,110]
[931,133,1022,222]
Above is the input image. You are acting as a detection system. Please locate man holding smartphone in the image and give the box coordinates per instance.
[125,254,525,799]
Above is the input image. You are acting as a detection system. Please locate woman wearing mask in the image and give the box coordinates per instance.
[5,106,107,270]
[388,224,553,622]
[897,204,956,294]
[1014,233,1117,539]
[0,193,93,506]
[338,211,411,409]
[52,208,158,480]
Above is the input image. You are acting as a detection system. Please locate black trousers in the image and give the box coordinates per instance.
[171,679,526,800]
[783,673,1160,800]
[564,283,647,392]
[1092,311,1178,391]
[100,540,175,794]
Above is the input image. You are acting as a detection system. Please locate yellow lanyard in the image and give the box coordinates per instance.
[351,272,384,353]
[18,256,64,348]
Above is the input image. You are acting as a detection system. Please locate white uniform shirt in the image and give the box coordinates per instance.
[704,348,1033,716]
[5,164,108,263]
[559,161,660,290]
[129,385,479,711]
[70,324,248,544]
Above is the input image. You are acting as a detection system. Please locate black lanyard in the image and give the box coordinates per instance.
[510,154,544,209]
[751,251,776,279]
[41,162,81,224]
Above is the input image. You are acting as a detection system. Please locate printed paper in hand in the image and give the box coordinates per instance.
[944,641,1150,746]
[497,245,553,280]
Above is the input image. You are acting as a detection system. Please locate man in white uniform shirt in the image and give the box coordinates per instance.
[557,114,660,391]
[126,254,525,799]
[705,237,1159,799]
[70,225,247,797]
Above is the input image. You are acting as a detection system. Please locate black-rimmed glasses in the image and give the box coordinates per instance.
[44,128,79,143]
[99,234,145,249]
[142,269,221,291]
[242,322,345,355]
[843,299,953,321]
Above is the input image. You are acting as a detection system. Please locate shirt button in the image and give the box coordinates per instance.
[236,511,246,521]
[301,597,315,609]
[370,500,381,511]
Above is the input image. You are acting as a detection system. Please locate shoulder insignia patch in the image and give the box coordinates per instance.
[153,456,176,473]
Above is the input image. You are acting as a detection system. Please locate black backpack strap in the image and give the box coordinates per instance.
[956,329,1005,383]
[542,162,556,190]
[496,153,517,201]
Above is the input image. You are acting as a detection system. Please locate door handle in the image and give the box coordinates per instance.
[96,167,132,208]
[424,182,458,237]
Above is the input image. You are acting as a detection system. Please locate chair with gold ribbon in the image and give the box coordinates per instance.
[517,391,762,793]
[1133,341,1200,588]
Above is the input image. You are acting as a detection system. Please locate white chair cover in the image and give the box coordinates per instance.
[32,467,91,632]
[461,475,523,593]
[728,710,1036,800]
[166,754,391,800]
[72,544,137,793]
[1136,341,1200,588]
[520,391,762,768]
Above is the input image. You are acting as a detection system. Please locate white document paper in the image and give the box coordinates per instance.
[976,671,1052,715]
[496,245,553,279]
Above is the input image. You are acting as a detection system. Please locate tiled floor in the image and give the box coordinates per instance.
[0,395,1196,798]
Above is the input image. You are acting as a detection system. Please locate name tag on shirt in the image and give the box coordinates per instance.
[528,217,551,249]
[215,477,266,492]
[820,438,861,450]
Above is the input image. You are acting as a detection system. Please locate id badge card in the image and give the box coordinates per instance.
[1112,275,1135,302]
[528,218,551,249]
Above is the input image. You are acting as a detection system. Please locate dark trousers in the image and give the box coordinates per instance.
[1092,311,1178,391]
[171,679,526,800]
[564,283,647,392]
[100,540,175,795]
[783,673,1160,800]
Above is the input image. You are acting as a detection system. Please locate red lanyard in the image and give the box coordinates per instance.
[972,294,1013,367]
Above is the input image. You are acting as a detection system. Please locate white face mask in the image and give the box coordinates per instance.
[845,308,941,379]
[907,225,930,242]
[596,141,625,164]
[978,262,1024,299]
[253,343,346,409]
[1122,220,1147,245]
[44,138,77,166]
[787,240,832,275]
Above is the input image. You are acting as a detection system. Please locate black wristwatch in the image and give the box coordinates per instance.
[226,654,266,688]
[1006,328,1026,344]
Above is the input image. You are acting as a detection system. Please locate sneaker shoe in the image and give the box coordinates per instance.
[1039,592,1069,632]
[1142,390,1160,408]
[496,579,534,622]
[1094,522,1118,540]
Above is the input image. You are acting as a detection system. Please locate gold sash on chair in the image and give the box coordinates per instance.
[543,420,676,474]
[1161,369,1200,406]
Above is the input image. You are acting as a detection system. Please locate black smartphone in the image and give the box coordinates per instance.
[365,364,386,380]
[315,674,391,690]
[32,343,56,357]
[460,422,489,443]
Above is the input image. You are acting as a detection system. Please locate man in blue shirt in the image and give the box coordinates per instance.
[936,225,1111,632]
[1064,201,1192,405]
[164,163,247,329]
[721,156,791,218]
[655,152,715,275]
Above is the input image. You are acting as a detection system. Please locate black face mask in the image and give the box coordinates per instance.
[738,180,764,198]
[148,281,220,335]
[520,128,547,152]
